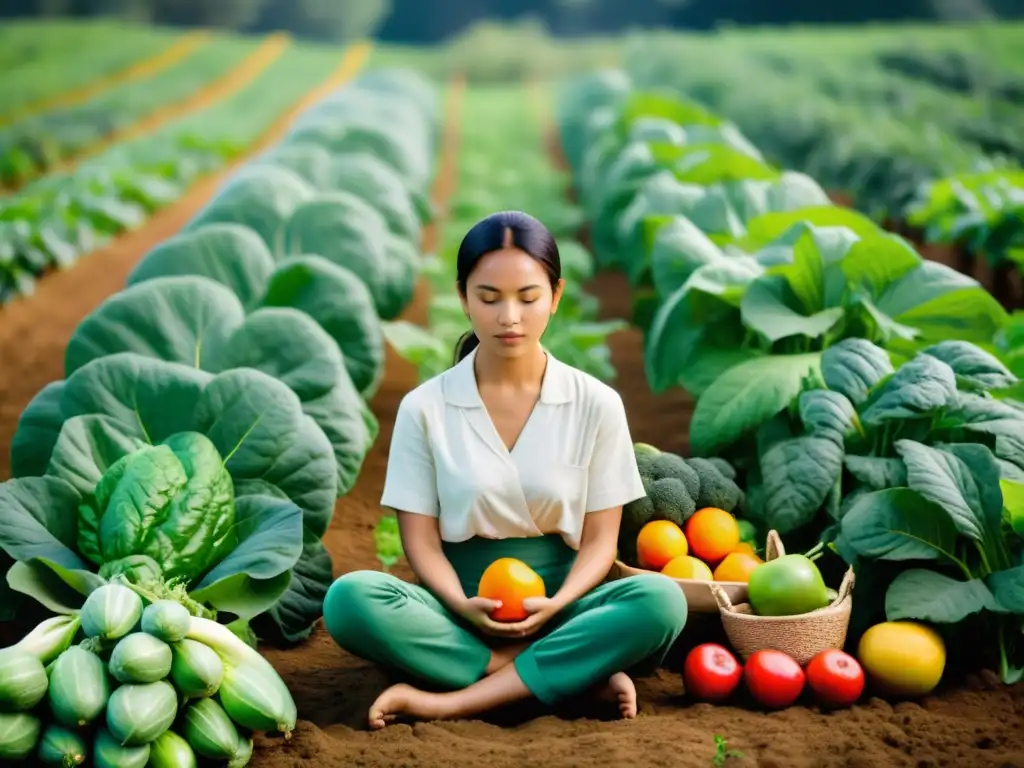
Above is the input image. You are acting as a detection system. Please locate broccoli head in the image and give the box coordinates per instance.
[647,477,696,524]
[618,474,698,567]
[687,457,743,512]
[706,456,737,481]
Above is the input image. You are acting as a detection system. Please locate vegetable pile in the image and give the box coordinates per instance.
[0,583,296,766]
[618,442,749,571]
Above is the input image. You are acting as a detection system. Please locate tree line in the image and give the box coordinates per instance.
[2,0,1020,44]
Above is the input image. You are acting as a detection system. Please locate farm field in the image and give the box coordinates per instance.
[0,17,1023,768]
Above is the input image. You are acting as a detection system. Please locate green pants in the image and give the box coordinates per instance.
[322,535,688,704]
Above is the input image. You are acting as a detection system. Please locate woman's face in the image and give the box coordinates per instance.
[459,247,564,359]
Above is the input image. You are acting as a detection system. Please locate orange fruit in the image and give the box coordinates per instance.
[712,552,763,583]
[684,507,740,563]
[477,558,546,622]
[636,520,688,571]
[732,542,761,559]
[662,555,714,581]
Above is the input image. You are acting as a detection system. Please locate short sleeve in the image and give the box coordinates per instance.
[585,392,646,513]
[379,395,439,517]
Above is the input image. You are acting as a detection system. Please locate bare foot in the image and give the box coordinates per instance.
[367,683,449,730]
[485,641,529,675]
[599,672,638,719]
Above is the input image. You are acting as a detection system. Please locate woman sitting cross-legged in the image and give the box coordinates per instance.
[322,210,689,730]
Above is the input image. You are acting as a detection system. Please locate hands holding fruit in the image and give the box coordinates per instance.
[458,594,561,638]
[463,557,561,638]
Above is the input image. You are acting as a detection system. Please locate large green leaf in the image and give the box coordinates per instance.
[259,255,385,398]
[841,487,959,561]
[65,275,375,494]
[859,354,958,427]
[647,214,726,298]
[874,261,1009,348]
[645,259,762,395]
[190,495,304,621]
[741,275,844,344]
[280,191,415,320]
[798,390,857,445]
[125,223,276,309]
[689,352,821,456]
[760,435,843,533]
[46,415,147,497]
[9,382,65,478]
[885,569,999,624]
[895,440,1003,553]
[819,338,894,406]
[921,340,1018,392]
[0,476,87,570]
[184,165,314,251]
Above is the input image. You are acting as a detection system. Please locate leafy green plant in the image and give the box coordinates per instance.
[0,420,306,629]
[2,352,338,642]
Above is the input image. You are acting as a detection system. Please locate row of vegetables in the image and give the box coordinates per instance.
[553,68,1024,685]
[617,32,1024,280]
[0,32,259,190]
[382,83,623,385]
[0,63,442,764]
[0,37,359,307]
[0,22,187,120]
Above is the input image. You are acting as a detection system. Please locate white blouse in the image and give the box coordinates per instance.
[379,347,646,549]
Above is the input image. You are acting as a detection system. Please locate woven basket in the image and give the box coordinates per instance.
[709,530,855,665]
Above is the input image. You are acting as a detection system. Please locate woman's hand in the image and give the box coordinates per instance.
[497,596,563,638]
[455,596,561,638]
[455,596,522,637]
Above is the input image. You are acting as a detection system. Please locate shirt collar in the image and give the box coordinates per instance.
[443,345,572,408]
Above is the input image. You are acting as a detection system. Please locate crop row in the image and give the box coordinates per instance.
[0,21,189,120]
[0,41,360,307]
[0,64,441,656]
[554,69,1024,682]
[383,83,623,385]
[0,33,261,190]
[617,27,1024,249]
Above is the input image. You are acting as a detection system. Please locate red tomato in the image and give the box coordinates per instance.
[744,649,805,709]
[683,643,743,702]
[805,649,865,708]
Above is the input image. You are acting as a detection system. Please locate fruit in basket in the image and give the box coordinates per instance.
[746,554,829,616]
[661,555,713,580]
[683,644,743,702]
[684,507,740,563]
[712,551,762,583]
[636,520,688,570]
[805,649,865,708]
[857,621,945,697]
[744,649,805,709]
[731,541,759,558]
[478,557,547,622]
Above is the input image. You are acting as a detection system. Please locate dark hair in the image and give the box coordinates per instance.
[452,211,561,365]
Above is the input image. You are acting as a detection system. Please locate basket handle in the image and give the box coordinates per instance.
[709,582,736,612]
[832,566,856,606]
[765,529,785,561]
